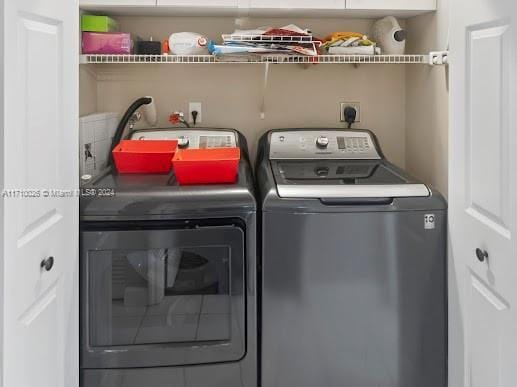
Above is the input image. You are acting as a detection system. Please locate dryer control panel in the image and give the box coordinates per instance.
[269,130,381,160]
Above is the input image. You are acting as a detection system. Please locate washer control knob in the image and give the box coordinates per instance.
[316,136,329,149]
[177,136,189,149]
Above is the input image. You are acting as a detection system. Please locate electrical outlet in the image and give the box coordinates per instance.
[188,102,202,124]
[340,102,361,123]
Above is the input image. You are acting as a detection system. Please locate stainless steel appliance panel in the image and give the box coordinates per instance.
[261,209,447,387]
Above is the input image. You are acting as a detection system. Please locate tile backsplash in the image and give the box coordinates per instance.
[79,112,119,178]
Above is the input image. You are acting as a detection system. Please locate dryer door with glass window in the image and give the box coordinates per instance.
[80,222,245,368]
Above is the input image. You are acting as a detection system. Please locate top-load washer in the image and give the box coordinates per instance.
[256,129,447,387]
[80,128,257,387]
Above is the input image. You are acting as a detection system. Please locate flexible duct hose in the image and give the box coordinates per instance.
[109,97,153,165]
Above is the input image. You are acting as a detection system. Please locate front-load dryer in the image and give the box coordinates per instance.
[256,128,447,387]
[80,128,257,387]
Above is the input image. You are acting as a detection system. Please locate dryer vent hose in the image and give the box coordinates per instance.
[109,96,153,166]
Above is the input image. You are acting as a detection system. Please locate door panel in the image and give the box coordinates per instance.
[248,0,345,10]
[15,220,64,315]
[17,286,61,387]
[346,0,436,11]
[8,2,68,314]
[466,22,511,238]
[80,0,156,6]
[18,15,61,232]
[13,13,66,307]
[467,273,509,387]
[157,0,239,7]
[449,0,517,385]
[2,0,78,386]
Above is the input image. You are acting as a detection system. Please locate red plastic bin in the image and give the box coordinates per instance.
[112,140,178,174]
[172,147,240,185]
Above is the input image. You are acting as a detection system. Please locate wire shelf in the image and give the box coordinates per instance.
[80,54,430,65]
[80,54,216,64]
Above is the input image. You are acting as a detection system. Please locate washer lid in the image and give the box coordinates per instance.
[272,160,430,198]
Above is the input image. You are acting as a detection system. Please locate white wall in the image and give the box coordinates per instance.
[405,2,449,195]
[80,66,98,116]
[0,1,4,385]
[83,16,408,165]
[406,3,464,387]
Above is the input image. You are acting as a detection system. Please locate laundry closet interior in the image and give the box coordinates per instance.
[79,1,449,196]
[5,0,517,386]
[78,1,452,386]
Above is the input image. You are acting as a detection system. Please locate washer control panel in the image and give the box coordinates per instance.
[131,129,237,149]
[269,130,381,160]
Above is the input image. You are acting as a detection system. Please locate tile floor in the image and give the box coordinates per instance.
[109,295,231,345]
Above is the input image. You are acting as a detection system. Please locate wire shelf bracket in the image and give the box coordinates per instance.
[428,51,449,66]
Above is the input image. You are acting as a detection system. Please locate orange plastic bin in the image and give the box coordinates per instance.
[172,147,240,185]
[112,140,178,174]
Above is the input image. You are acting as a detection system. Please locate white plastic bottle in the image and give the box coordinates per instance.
[168,32,208,55]
[372,16,406,55]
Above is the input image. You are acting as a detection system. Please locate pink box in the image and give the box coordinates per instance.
[82,32,132,54]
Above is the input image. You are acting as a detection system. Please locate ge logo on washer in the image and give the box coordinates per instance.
[424,214,436,229]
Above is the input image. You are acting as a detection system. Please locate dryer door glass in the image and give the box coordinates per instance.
[81,222,246,368]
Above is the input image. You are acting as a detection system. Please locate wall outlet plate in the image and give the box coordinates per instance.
[188,102,202,124]
[340,102,361,123]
